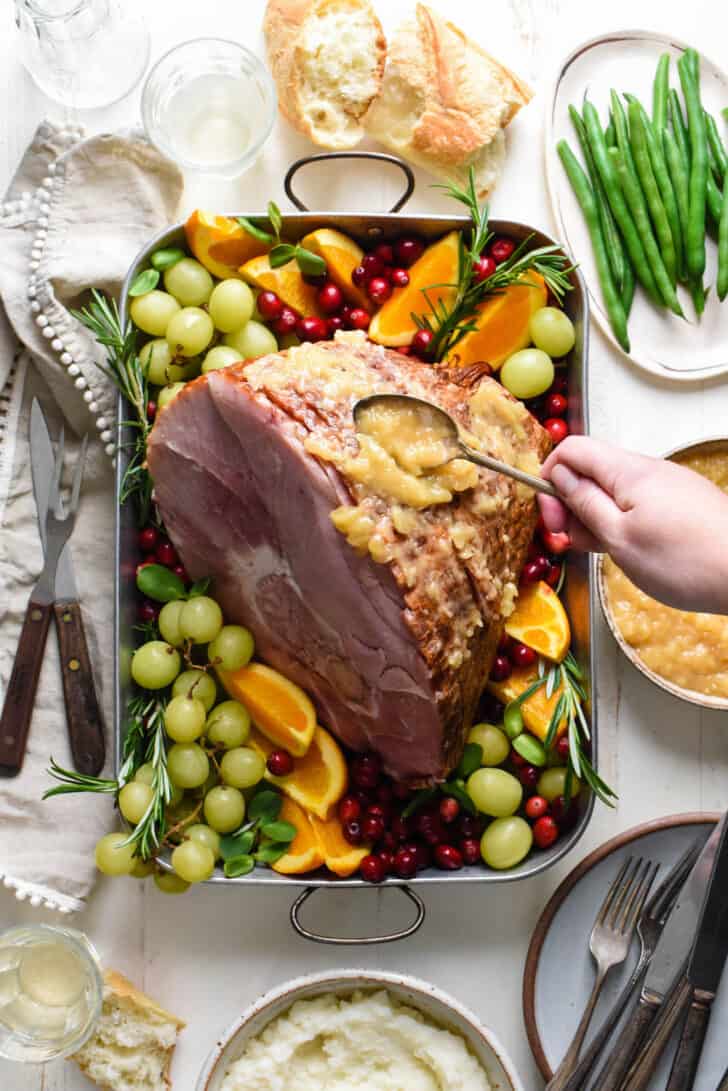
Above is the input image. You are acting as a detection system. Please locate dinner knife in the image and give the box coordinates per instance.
[664,817,728,1091]
[29,399,106,776]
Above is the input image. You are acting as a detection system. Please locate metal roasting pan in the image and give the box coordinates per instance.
[115,152,595,942]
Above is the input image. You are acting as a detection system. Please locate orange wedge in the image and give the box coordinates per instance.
[505,580,571,662]
[240,254,323,317]
[487,665,568,741]
[446,276,547,370]
[184,211,269,280]
[271,797,325,875]
[310,813,371,878]
[301,228,371,310]
[248,725,348,820]
[218,663,316,757]
[368,231,460,347]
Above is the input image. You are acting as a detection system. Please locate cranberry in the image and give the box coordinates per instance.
[434,844,464,870]
[403,841,432,871]
[360,854,386,883]
[146,400,157,422]
[296,315,329,342]
[552,374,569,394]
[362,254,385,277]
[378,831,398,854]
[273,306,298,337]
[419,816,447,846]
[551,795,578,831]
[510,750,528,769]
[267,750,294,777]
[498,633,515,656]
[138,526,159,553]
[338,795,361,825]
[137,599,159,623]
[362,814,386,842]
[472,255,497,283]
[398,345,411,355]
[394,847,418,878]
[556,735,570,761]
[545,418,569,444]
[525,795,549,820]
[392,782,412,801]
[439,797,460,823]
[411,328,434,358]
[327,316,344,334]
[391,814,412,842]
[490,655,512,682]
[394,237,425,267]
[490,238,516,264]
[348,308,371,331]
[542,530,571,555]
[522,558,550,584]
[317,281,343,314]
[367,801,392,826]
[457,815,484,839]
[257,290,284,320]
[518,765,539,791]
[156,541,177,567]
[460,838,481,865]
[373,243,395,265]
[376,783,394,805]
[389,267,410,287]
[546,563,562,588]
[351,265,368,287]
[367,276,392,305]
[533,815,559,849]
[343,820,364,846]
[545,393,568,417]
[512,642,537,669]
[378,850,396,874]
[172,564,188,582]
[351,753,382,790]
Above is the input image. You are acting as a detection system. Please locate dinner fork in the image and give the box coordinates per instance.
[545,856,658,1091]
[0,430,88,776]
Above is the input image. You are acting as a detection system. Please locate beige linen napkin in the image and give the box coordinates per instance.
[0,121,183,912]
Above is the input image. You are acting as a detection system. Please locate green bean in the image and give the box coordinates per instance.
[653,53,670,131]
[718,172,728,300]
[609,146,683,315]
[569,105,625,290]
[628,100,677,284]
[604,115,616,148]
[662,127,691,281]
[627,97,684,281]
[582,101,661,304]
[669,89,691,168]
[705,111,728,182]
[557,140,630,351]
[684,47,700,83]
[621,256,636,316]
[678,54,708,284]
[611,91,639,184]
[707,173,724,224]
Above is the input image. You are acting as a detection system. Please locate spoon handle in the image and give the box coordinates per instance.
[462,446,559,498]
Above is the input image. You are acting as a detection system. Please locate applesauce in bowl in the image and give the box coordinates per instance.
[599,438,728,708]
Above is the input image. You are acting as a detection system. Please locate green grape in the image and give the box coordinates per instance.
[165,795,200,827]
[129,290,180,337]
[168,784,184,806]
[154,871,190,895]
[500,348,555,400]
[223,319,277,360]
[164,258,214,307]
[206,700,250,748]
[130,857,156,879]
[164,695,207,742]
[220,747,265,789]
[467,723,509,767]
[480,816,533,870]
[202,345,243,374]
[131,641,181,689]
[512,733,546,767]
[503,703,524,740]
[157,382,186,411]
[537,766,581,803]
[191,770,219,799]
[158,601,185,647]
[208,279,254,332]
[134,762,154,786]
[140,339,188,386]
[467,767,523,818]
[171,840,215,883]
[118,781,153,825]
[172,669,217,710]
[208,625,254,671]
[186,824,221,860]
[529,307,575,358]
[167,743,210,789]
[95,833,136,876]
[166,307,214,357]
[203,785,245,833]
[179,596,223,644]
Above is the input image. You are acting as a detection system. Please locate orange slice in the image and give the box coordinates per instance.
[184,211,268,280]
[248,725,348,820]
[301,228,371,311]
[445,275,547,370]
[368,231,460,347]
[310,813,371,878]
[240,254,323,317]
[487,665,568,741]
[218,663,316,757]
[505,580,571,662]
[271,797,325,875]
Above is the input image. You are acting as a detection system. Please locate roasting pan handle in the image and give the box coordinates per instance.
[290,885,425,944]
[284,152,416,213]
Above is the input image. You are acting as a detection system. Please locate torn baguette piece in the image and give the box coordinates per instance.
[363,3,532,197]
[70,970,185,1091]
[264,0,386,149]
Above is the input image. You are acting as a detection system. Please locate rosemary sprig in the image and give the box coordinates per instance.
[415,170,574,362]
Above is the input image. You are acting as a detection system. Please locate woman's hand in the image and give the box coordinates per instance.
[538,435,728,613]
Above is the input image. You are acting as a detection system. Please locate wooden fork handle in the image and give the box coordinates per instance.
[621,975,693,1091]
[54,601,106,776]
[665,988,712,1091]
[590,993,658,1091]
[0,597,53,776]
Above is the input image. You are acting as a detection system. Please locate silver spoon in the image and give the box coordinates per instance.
[353,394,559,498]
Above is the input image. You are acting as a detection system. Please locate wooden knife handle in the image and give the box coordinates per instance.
[590,994,658,1091]
[53,601,106,776]
[622,975,693,1091]
[0,598,53,776]
[665,989,712,1091]
[717,1062,728,1091]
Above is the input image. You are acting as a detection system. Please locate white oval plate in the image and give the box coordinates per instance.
[545,31,728,382]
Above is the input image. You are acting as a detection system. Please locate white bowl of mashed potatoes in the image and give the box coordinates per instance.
[196,970,523,1091]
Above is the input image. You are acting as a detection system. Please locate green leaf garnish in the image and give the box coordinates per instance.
[248,789,282,824]
[260,820,297,843]
[187,577,211,598]
[294,247,327,278]
[224,854,255,878]
[136,563,186,603]
[401,787,438,819]
[220,830,256,861]
[129,268,160,296]
[456,743,483,779]
[269,243,297,268]
[267,200,283,238]
[441,781,476,815]
[150,247,186,271]
[237,216,274,245]
[254,842,291,865]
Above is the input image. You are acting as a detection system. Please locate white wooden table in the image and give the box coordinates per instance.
[1,1,727,1087]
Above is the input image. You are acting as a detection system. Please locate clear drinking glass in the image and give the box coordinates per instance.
[0,924,103,1062]
[141,39,277,179]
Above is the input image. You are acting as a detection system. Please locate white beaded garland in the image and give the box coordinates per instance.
[100,429,112,443]
[30,301,41,313]
[39,202,50,215]
[36,314,49,327]
[83,390,93,404]
[48,162,57,175]
[28,285,37,298]
[105,443,115,457]
[51,339,63,351]
[74,376,86,390]
[96,417,107,430]
[60,352,73,366]
[38,217,49,228]
[68,364,80,377]
[41,326,56,339]
[29,260,39,271]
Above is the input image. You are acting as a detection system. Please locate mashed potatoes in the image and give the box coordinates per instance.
[220,989,492,1091]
